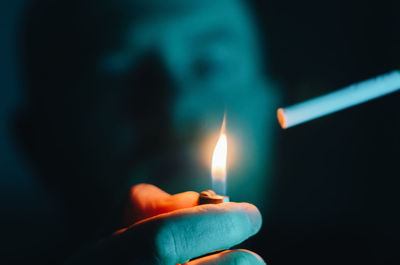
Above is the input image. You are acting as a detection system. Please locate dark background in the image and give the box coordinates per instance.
[1,0,399,264]
[250,1,400,264]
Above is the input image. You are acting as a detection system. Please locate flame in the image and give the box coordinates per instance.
[211,117,227,195]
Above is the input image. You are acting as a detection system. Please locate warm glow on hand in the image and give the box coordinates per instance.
[123,183,199,226]
[69,184,263,265]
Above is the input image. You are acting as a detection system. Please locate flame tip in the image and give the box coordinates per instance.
[221,114,226,134]
[211,118,228,194]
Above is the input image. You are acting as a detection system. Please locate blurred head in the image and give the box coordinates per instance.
[21,0,279,218]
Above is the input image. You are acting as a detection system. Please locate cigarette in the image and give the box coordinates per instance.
[277,70,400,129]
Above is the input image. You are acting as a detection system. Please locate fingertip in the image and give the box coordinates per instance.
[130,183,169,196]
[188,250,266,265]
[233,249,266,265]
[184,191,201,204]
[236,203,262,234]
[130,183,170,203]
[168,191,200,208]
[130,183,154,192]
[180,190,200,199]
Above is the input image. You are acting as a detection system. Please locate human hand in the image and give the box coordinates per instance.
[67,184,264,265]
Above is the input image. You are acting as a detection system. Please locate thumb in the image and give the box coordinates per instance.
[123,183,199,225]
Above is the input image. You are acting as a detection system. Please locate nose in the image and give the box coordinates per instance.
[128,52,175,139]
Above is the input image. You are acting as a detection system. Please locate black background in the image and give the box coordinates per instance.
[250,1,400,264]
[1,0,399,264]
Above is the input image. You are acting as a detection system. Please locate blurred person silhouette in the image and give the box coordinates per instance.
[14,0,280,264]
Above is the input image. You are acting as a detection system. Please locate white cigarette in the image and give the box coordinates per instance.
[277,70,400,129]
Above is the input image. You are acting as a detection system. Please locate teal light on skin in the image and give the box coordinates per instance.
[277,70,400,129]
[97,0,280,209]
[24,0,280,216]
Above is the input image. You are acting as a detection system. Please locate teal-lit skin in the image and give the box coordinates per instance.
[113,1,279,207]
[95,0,279,208]
[25,0,279,212]
[23,0,279,263]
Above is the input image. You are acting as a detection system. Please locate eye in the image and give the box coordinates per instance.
[192,43,234,82]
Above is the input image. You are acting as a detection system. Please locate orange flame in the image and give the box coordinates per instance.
[211,116,227,195]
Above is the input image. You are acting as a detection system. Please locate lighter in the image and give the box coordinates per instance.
[199,189,229,205]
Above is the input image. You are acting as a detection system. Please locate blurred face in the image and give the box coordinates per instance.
[37,0,278,208]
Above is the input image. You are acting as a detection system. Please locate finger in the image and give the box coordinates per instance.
[185,249,266,265]
[124,183,199,225]
[119,202,262,265]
